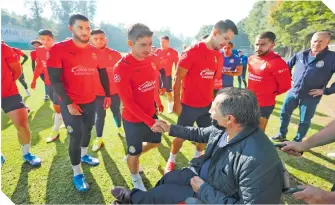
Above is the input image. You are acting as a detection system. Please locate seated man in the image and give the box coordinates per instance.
[112,87,284,204]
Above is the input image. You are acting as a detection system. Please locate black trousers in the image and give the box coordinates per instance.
[130,169,197,204]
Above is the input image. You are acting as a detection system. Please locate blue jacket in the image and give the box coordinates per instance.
[287,47,335,99]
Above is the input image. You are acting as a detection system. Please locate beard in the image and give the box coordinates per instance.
[211,119,225,130]
[73,33,90,44]
[256,49,270,57]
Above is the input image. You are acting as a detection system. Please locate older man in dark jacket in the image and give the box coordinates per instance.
[112,88,284,204]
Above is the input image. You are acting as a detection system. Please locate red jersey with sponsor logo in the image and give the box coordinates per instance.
[154,47,179,76]
[113,53,157,127]
[248,51,291,107]
[12,47,25,57]
[47,39,106,104]
[214,55,224,90]
[147,54,163,107]
[33,46,51,85]
[1,42,20,98]
[178,42,222,107]
[30,50,37,61]
[95,48,122,96]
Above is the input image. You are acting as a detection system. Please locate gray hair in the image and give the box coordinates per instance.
[313,31,331,40]
[127,23,154,43]
[217,88,260,127]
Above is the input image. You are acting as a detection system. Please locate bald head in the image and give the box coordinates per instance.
[311,31,331,54]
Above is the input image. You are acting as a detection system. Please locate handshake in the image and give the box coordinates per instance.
[151,120,171,133]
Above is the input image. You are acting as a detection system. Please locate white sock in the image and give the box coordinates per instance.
[22,143,30,156]
[131,173,141,182]
[81,147,88,157]
[194,150,203,158]
[53,113,62,132]
[168,153,176,163]
[72,164,83,176]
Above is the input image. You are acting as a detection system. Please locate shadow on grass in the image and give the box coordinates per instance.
[308,150,335,165]
[101,147,129,189]
[272,111,324,131]
[140,172,153,190]
[29,101,54,146]
[11,163,40,204]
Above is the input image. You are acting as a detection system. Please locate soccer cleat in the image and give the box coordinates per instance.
[81,154,99,166]
[24,89,31,97]
[164,161,175,174]
[132,178,147,191]
[46,131,60,143]
[23,153,42,166]
[92,137,103,152]
[271,133,287,142]
[73,174,89,192]
[117,127,125,138]
[111,186,131,204]
[43,95,49,101]
[1,154,5,166]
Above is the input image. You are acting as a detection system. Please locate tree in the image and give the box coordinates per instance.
[25,0,45,30]
[232,18,251,51]
[195,25,213,40]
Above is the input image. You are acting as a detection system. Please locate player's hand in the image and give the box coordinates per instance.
[67,103,82,115]
[190,176,205,193]
[103,97,111,110]
[173,101,182,116]
[151,119,167,133]
[281,141,306,157]
[293,185,330,204]
[30,80,36,90]
[308,89,324,97]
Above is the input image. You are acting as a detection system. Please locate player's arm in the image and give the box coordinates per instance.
[47,46,72,105]
[301,120,335,150]
[323,68,335,95]
[32,60,36,71]
[272,58,291,95]
[224,65,243,76]
[4,45,22,80]
[286,54,297,75]
[21,53,28,65]
[32,57,43,82]
[214,55,224,88]
[173,50,179,72]
[114,65,156,127]
[97,68,111,97]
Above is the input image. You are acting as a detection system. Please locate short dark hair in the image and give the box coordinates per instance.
[258,31,276,43]
[228,42,234,47]
[31,40,42,46]
[127,23,154,43]
[201,35,209,40]
[69,14,89,26]
[91,29,105,36]
[38,29,54,38]
[217,88,260,127]
[161,36,169,41]
[214,19,238,35]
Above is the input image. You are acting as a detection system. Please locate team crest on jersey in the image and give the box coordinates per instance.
[92,52,97,60]
[316,60,324,68]
[129,146,136,154]
[46,52,50,60]
[114,74,121,83]
[260,63,267,70]
[229,59,234,63]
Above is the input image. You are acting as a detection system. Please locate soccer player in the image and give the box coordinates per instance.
[165,20,238,173]
[11,47,30,96]
[1,41,42,166]
[154,36,179,113]
[221,42,242,88]
[248,32,291,132]
[30,40,49,100]
[47,14,111,192]
[113,23,166,191]
[30,29,65,143]
[89,29,124,151]
[238,50,248,88]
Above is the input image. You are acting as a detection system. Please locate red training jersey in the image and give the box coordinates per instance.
[30,50,37,61]
[33,46,51,85]
[213,55,224,90]
[113,53,158,127]
[11,47,25,57]
[178,42,222,107]
[248,51,291,107]
[154,47,179,76]
[47,39,107,104]
[1,43,20,98]
[95,47,122,96]
[147,54,163,107]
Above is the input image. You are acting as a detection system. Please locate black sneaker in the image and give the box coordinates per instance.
[111,186,131,204]
[271,134,287,142]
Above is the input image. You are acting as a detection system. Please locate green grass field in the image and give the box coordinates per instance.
[1,53,335,204]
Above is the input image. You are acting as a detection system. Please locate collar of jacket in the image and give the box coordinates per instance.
[302,47,330,63]
[225,126,259,145]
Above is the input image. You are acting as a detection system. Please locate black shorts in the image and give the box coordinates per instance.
[123,114,161,156]
[1,94,26,113]
[260,105,275,119]
[47,86,60,105]
[177,103,211,127]
[161,71,172,92]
